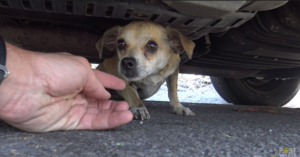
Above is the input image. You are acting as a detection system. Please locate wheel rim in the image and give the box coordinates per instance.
[241,77,288,95]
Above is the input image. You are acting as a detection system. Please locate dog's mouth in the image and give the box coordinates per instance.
[119,65,152,81]
[120,70,139,80]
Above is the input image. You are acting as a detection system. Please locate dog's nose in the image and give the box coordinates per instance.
[121,57,136,70]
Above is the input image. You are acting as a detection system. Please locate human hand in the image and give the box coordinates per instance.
[0,43,133,132]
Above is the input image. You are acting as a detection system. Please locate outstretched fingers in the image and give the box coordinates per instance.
[82,68,111,100]
[75,109,132,130]
[75,100,132,130]
[82,68,125,100]
[93,70,126,90]
[86,98,129,111]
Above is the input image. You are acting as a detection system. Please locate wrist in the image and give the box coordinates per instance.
[0,37,7,84]
[1,43,35,85]
[0,43,34,116]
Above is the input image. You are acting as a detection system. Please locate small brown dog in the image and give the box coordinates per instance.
[96,21,195,120]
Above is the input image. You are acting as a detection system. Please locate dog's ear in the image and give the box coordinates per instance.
[96,26,121,59]
[166,28,195,59]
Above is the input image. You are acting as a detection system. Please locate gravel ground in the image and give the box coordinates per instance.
[1,102,300,157]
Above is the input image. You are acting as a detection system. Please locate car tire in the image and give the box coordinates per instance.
[210,77,300,107]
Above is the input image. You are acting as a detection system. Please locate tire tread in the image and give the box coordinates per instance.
[210,77,238,103]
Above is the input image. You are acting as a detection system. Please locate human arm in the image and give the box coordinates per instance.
[0,42,132,132]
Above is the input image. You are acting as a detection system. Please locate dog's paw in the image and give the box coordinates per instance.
[173,106,195,116]
[130,107,150,120]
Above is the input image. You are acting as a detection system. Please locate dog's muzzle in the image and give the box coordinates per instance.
[120,57,138,79]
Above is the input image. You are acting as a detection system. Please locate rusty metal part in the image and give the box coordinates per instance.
[0,17,114,63]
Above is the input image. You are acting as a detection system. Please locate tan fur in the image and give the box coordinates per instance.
[96,21,195,120]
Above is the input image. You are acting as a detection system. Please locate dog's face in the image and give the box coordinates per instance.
[116,22,173,81]
[96,21,195,81]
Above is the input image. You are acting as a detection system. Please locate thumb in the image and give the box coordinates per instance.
[83,67,111,100]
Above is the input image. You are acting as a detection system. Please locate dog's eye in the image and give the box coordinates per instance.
[147,41,158,52]
[117,39,126,49]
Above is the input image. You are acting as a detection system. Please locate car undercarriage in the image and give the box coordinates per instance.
[1,0,300,106]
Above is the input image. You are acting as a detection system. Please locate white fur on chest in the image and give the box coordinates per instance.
[132,74,166,100]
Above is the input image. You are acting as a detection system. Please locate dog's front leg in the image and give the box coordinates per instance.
[118,85,150,120]
[167,68,195,116]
